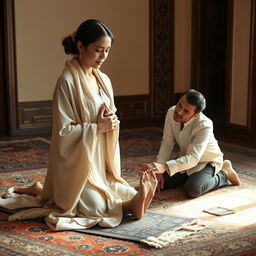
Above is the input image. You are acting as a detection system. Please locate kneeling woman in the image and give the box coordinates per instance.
[0,19,157,231]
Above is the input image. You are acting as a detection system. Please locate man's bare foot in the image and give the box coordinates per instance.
[123,171,157,220]
[222,160,241,185]
[14,182,43,196]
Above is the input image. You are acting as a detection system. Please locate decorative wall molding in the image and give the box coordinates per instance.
[115,95,150,120]
[18,101,52,129]
[17,95,152,132]
[150,0,175,117]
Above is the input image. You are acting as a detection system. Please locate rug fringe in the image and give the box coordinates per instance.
[140,220,207,249]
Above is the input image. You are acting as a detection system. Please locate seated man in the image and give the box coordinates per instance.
[142,89,241,198]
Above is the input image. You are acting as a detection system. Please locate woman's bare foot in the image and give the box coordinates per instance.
[14,182,43,196]
[0,182,42,198]
[123,171,157,219]
[222,160,241,185]
[143,171,158,212]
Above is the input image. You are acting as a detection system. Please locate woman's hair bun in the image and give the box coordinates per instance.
[62,36,78,55]
[62,19,113,55]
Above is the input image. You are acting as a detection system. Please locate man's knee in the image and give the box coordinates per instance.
[183,184,202,198]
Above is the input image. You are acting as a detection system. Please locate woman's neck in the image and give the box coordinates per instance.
[76,57,93,76]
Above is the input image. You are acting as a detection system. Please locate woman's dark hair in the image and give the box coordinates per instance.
[62,19,114,55]
[184,89,206,114]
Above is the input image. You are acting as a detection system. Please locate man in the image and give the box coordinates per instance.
[142,89,241,198]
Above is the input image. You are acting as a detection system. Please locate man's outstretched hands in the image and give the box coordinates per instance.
[141,162,168,193]
[141,162,168,174]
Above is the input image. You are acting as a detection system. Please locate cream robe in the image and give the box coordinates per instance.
[0,58,137,231]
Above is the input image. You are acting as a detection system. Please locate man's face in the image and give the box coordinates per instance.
[173,95,199,124]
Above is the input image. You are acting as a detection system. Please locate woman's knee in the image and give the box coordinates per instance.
[81,186,107,213]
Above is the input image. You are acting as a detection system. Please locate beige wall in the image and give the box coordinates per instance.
[230,0,251,126]
[174,0,191,93]
[15,0,149,102]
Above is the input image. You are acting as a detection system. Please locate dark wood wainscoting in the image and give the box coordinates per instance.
[18,101,52,135]
[17,95,164,135]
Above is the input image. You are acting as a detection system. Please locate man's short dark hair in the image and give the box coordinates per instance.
[184,89,206,114]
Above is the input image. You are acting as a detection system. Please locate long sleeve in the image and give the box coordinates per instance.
[41,75,99,213]
[165,124,213,175]
[157,108,176,163]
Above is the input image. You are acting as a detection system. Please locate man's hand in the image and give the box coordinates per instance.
[140,162,167,194]
[156,174,164,193]
[141,162,168,174]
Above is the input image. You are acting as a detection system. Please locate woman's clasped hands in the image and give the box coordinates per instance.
[97,103,119,134]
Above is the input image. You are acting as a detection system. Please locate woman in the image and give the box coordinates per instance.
[0,19,157,231]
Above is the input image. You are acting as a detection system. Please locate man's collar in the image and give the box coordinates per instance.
[183,113,200,128]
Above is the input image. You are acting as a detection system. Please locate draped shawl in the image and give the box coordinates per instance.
[0,58,135,230]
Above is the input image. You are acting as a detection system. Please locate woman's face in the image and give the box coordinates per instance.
[78,36,112,70]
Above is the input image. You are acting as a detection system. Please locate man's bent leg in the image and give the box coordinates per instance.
[183,164,229,198]
[163,171,188,190]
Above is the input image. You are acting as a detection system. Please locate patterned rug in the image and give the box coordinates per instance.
[1,127,256,181]
[0,127,256,255]
[0,168,256,255]
[0,137,50,171]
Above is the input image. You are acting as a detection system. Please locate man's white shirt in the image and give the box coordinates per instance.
[157,106,223,176]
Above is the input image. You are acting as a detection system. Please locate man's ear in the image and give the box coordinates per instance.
[193,113,200,119]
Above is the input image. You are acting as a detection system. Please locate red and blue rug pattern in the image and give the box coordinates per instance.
[0,127,256,255]
[0,138,50,171]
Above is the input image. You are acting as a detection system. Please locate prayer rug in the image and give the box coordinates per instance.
[76,211,199,247]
